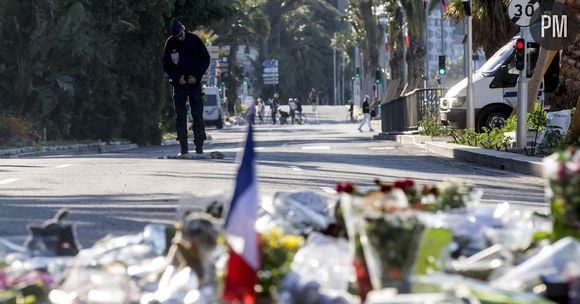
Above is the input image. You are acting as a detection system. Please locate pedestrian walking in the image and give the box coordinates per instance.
[296,98,303,124]
[247,100,256,126]
[289,98,297,125]
[271,93,280,125]
[308,88,320,124]
[358,95,374,132]
[257,98,265,124]
[163,18,210,156]
[348,100,354,122]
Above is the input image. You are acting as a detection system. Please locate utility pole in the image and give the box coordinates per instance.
[516,27,528,148]
[333,46,337,105]
[464,0,475,129]
[424,7,429,88]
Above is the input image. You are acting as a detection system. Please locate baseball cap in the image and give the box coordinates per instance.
[170,18,183,36]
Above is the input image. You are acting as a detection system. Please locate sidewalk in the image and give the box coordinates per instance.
[0,141,138,158]
[374,133,545,177]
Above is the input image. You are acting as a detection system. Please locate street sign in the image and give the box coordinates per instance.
[263,73,279,78]
[508,0,540,27]
[262,59,278,68]
[264,67,278,73]
[208,46,220,59]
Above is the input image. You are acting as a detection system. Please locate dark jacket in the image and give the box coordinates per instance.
[362,100,370,114]
[162,32,210,85]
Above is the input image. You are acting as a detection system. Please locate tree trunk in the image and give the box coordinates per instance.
[407,35,425,92]
[526,49,557,112]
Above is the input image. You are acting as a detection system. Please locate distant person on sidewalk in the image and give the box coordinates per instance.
[348,100,354,122]
[358,95,374,132]
[257,98,265,124]
[162,18,210,156]
[308,88,320,124]
[289,98,297,125]
[247,100,256,126]
[296,98,303,124]
[271,93,280,125]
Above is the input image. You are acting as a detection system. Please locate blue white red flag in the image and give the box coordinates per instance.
[223,124,260,303]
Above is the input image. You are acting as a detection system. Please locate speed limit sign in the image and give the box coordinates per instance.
[508,0,540,27]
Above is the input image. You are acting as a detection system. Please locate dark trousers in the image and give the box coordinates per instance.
[173,85,206,150]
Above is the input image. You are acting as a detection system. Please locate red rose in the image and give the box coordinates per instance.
[342,182,354,193]
[393,180,406,189]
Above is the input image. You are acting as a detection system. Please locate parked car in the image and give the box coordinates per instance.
[201,87,224,129]
[440,35,560,131]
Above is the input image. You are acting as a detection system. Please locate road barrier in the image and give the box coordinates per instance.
[380,88,446,133]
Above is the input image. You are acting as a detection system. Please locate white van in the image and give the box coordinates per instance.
[440,36,559,131]
[202,87,224,129]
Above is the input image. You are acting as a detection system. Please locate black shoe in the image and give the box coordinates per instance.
[195,147,203,154]
[179,138,188,155]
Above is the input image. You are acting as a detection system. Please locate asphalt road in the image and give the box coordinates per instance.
[0,106,547,247]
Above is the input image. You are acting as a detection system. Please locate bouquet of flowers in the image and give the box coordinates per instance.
[338,178,479,211]
[544,146,580,240]
[257,227,304,300]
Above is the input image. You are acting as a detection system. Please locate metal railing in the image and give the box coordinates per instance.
[380,88,446,133]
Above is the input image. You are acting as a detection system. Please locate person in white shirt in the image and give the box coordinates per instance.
[358,95,374,132]
[289,98,298,125]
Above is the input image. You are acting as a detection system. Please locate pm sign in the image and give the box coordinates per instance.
[529,2,578,50]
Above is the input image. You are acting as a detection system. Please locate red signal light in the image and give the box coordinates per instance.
[515,38,525,71]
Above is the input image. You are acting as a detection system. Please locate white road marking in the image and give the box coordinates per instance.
[54,164,72,168]
[289,166,302,171]
[368,147,395,150]
[0,178,20,185]
[302,145,330,150]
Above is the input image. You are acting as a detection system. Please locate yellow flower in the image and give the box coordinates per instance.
[270,227,283,239]
[280,235,304,249]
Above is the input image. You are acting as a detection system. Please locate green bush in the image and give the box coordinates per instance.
[0,115,39,147]
[418,116,450,136]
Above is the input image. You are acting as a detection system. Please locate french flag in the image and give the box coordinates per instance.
[223,124,260,303]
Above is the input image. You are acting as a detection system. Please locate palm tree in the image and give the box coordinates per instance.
[401,0,427,92]
[445,0,517,56]
[213,0,271,105]
[346,0,383,96]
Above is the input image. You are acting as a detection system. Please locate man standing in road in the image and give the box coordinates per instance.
[163,18,210,156]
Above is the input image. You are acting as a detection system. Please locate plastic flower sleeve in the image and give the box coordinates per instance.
[491,237,580,292]
[271,191,335,235]
[280,233,357,303]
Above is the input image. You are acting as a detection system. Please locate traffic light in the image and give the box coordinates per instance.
[438,55,446,75]
[355,66,360,78]
[515,38,525,71]
[375,69,382,84]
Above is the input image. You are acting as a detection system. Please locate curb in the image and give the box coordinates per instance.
[373,133,452,144]
[0,142,138,158]
[425,142,545,177]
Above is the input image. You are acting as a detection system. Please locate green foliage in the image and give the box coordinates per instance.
[0,115,39,147]
[528,103,547,132]
[0,0,234,146]
[503,115,517,132]
[418,116,450,136]
[451,127,511,151]
[451,128,479,147]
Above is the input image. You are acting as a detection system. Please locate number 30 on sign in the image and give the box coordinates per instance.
[508,0,540,27]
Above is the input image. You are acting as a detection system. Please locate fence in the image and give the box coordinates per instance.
[380,88,446,133]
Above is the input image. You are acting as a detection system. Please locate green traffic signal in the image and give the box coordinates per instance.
[375,79,381,84]
[438,67,446,75]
